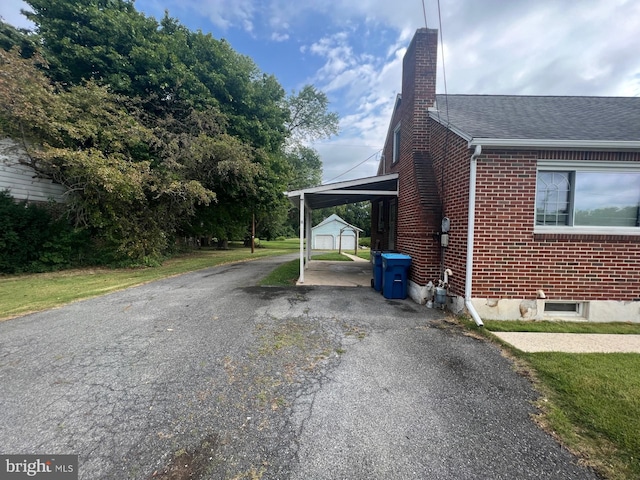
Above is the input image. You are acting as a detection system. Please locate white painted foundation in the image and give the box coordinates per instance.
[408,280,431,305]
[465,297,640,323]
[408,283,640,323]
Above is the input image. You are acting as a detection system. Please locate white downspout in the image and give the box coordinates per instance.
[465,145,484,327]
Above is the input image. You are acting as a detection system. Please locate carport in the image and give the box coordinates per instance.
[286,174,398,284]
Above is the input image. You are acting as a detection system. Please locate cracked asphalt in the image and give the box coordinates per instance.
[0,255,601,479]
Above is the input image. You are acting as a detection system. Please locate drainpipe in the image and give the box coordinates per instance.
[465,145,484,327]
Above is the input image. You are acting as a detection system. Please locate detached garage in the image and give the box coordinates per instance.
[311,214,362,251]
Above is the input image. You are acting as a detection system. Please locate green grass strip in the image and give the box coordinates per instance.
[484,320,640,334]
[258,259,300,286]
[311,252,353,261]
[526,352,640,479]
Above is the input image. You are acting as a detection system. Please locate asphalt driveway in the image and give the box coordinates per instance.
[0,256,600,479]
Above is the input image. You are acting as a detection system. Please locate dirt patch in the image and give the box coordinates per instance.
[149,435,220,480]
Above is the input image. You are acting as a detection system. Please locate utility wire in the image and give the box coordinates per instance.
[437,0,449,123]
[421,0,428,29]
[324,149,382,184]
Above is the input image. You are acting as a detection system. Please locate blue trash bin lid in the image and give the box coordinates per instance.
[381,253,411,260]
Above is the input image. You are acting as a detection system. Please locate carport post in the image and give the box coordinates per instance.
[305,208,312,263]
[299,193,305,283]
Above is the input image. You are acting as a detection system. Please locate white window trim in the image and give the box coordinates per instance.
[534,160,640,235]
[392,122,401,163]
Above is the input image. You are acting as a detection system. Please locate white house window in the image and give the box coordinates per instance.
[392,123,401,163]
[535,164,640,231]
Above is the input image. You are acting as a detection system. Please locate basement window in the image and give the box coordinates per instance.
[544,301,587,318]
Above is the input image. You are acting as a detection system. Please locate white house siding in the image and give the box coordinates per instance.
[0,138,66,203]
[311,214,361,251]
[314,234,334,250]
[339,235,356,250]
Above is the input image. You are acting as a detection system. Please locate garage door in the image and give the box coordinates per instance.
[314,234,334,250]
[340,235,356,250]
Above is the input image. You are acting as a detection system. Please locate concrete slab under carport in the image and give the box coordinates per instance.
[297,257,372,287]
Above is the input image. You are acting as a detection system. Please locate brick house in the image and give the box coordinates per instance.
[373,28,640,323]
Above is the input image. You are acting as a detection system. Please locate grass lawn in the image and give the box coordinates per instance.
[484,320,640,334]
[311,252,353,261]
[258,259,300,286]
[526,352,640,480]
[0,239,299,320]
[465,319,640,479]
[356,250,371,260]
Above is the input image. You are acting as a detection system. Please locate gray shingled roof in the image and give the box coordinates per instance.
[432,94,640,141]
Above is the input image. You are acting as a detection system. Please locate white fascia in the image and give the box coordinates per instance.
[468,138,640,151]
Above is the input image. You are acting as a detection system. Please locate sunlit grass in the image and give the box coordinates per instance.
[356,250,371,260]
[459,317,640,479]
[311,252,352,261]
[527,352,640,480]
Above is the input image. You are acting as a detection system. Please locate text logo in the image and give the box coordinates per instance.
[1,455,78,479]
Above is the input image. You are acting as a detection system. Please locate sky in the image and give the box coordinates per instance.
[2,0,640,184]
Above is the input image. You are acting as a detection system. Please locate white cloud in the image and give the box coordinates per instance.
[187,0,256,32]
[271,32,289,42]
[303,28,409,182]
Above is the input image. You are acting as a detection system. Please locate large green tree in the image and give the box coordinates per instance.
[285,85,339,145]
[0,48,214,263]
[2,1,341,259]
[0,20,38,57]
[23,0,289,153]
[285,145,323,191]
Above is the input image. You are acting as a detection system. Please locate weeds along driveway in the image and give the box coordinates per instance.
[0,256,600,479]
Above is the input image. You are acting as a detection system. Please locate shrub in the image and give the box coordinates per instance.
[359,237,371,248]
[0,191,91,273]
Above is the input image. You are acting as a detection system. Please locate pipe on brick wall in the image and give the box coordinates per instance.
[465,145,484,327]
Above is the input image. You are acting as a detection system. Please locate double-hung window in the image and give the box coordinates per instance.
[392,123,401,163]
[535,161,640,233]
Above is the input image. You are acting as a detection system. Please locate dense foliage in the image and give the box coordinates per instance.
[0,0,337,268]
[0,191,91,273]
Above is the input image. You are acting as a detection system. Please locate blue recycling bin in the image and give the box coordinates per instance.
[371,250,384,291]
[381,253,412,299]
[371,250,398,291]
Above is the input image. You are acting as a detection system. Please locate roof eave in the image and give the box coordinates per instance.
[428,110,473,142]
[468,138,640,151]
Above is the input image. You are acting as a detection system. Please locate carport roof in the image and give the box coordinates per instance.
[287,173,398,210]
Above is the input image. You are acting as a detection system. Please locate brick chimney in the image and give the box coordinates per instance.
[402,28,438,153]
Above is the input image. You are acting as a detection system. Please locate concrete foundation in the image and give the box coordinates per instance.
[465,297,640,323]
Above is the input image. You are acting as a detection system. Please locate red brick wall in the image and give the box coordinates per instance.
[429,122,472,292]
[380,28,440,286]
[377,26,640,302]
[432,140,640,301]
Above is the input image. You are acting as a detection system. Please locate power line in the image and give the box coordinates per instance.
[421,0,428,29]
[324,149,382,184]
[437,0,449,123]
